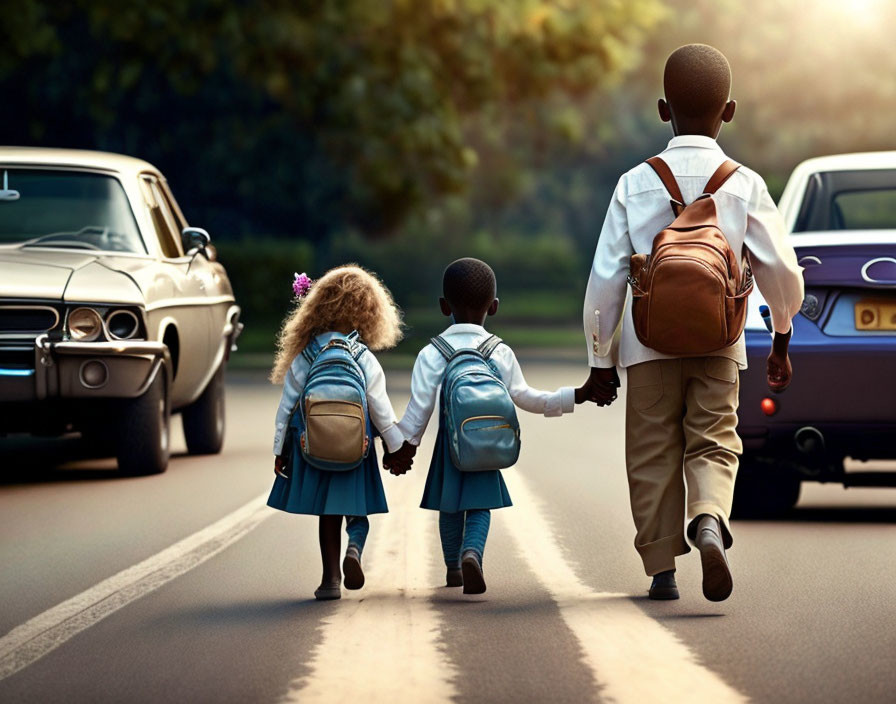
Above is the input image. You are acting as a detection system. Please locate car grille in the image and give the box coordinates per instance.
[0,306,60,333]
[0,347,34,371]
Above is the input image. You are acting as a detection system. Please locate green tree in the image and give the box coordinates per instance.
[0,0,661,238]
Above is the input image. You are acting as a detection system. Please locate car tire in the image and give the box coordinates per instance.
[116,368,171,475]
[182,364,225,455]
[732,459,801,519]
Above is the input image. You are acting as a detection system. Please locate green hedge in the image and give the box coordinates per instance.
[216,230,586,357]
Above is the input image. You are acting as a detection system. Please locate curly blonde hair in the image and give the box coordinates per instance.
[270,264,403,383]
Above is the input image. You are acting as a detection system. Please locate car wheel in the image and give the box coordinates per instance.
[732,458,801,519]
[116,368,171,475]
[182,364,225,455]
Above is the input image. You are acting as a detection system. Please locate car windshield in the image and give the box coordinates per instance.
[0,169,145,253]
[794,168,896,232]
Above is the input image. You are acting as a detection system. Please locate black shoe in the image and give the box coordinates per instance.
[446,567,463,588]
[342,545,365,590]
[648,569,680,600]
[461,550,486,595]
[314,579,342,601]
[695,515,733,602]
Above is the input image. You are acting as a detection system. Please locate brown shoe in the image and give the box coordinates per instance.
[461,550,486,595]
[648,569,680,600]
[695,515,733,602]
[343,545,365,590]
[446,567,463,588]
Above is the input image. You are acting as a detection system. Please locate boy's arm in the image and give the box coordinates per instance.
[583,177,632,370]
[744,175,804,391]
[744,177,805,335]
[497,346,575,417]
[396,347,441,446]
[360,351,404,454]
[273,360,307,456]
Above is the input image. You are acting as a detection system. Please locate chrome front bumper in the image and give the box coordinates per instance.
[0,335,171,402]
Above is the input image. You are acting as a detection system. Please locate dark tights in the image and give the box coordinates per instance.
[318,515,342,584]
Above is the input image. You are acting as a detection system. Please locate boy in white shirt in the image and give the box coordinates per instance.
[581,44,804,601]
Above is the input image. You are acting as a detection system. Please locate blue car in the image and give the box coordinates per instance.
[735,151,896,516]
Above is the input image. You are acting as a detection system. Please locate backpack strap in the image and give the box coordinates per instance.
[301,339,321,365]
[646,156,685,212]
[703,159,741,195]
[477,334,503,360]
[430,335,456,361]
[344,330,366,361]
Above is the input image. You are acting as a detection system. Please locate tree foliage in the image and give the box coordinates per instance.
[0,0,660,238]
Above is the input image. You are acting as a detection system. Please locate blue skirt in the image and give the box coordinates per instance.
[420,405,512,513]
[267,417,388,517]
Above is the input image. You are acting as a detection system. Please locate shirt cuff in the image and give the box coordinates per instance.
[379,424,405,454]
[559,387,576,414]
[592,355,616,369]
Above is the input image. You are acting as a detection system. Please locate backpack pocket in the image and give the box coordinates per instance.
[302,400,368,470]
[455,415,521,472]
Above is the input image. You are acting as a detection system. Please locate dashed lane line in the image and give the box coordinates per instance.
[281,468,457,703]
[501,469,749,704]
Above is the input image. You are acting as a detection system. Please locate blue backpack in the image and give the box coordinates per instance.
[291,331,370,472]
[431,334,521,472]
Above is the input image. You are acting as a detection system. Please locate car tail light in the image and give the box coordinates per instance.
[760,397,778,416]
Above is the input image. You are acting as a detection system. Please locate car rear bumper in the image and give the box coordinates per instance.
[0,334,170,404]
[738,325,896,460]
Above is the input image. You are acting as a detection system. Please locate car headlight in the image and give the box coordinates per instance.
[68,307,103,341]
[106,309,140,340]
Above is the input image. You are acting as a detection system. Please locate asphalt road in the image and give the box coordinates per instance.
[1,364,895,703]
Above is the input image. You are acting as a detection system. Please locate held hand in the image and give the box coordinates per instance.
[274,455,289,478]
[767,329,793,393]
[383,441,417,476]
[581,367,620,406]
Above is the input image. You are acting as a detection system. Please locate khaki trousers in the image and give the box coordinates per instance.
[625,357,742,576]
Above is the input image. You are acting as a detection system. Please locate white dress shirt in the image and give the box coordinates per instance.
[272,332,404,456]
[397,323,576,446]
[583,134,805,370]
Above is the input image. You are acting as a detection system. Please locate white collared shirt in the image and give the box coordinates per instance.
[397,323,576,446]
[272,332,404,456]
[583,135,805,369]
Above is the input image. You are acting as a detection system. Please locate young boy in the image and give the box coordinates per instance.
[581,44,804,601]
[389,258,589,594]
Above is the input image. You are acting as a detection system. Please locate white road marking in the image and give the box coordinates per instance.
[282,467,456,704]
[501,470,748,704]
[0,492,272,681]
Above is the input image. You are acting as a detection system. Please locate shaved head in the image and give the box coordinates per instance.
[443,257,496,311]
[663,44,731,120]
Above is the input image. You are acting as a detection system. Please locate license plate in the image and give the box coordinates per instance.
[855,299,896,330]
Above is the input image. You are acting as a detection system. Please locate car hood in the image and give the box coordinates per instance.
[0,247,146,304]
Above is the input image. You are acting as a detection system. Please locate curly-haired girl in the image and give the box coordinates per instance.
[268,265,405,600]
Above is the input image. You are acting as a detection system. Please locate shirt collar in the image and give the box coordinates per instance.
[443,322,486,335]
[664,135,722,152]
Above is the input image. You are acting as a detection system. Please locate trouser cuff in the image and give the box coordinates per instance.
[687,502,733,549]
[636,534,691,576]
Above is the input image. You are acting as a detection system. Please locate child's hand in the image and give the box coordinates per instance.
[383,441,417,476]
[767,329,793,393]
[580,367,620,406]
[274,455,289,478]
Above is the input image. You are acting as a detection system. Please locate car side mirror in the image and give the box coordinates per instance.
[182,227,210,255]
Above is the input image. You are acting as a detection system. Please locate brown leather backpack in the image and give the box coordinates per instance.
[628,157,754,356]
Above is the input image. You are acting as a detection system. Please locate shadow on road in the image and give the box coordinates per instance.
[780,506,896,523]
[0,432,199,484]
[159,598,325,628]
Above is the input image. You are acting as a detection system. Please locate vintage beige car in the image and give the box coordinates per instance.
[0,147,242,474]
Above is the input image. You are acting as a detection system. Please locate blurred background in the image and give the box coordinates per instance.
[3,0,894,366]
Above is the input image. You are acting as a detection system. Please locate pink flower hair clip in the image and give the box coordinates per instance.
[293,272,313,299]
